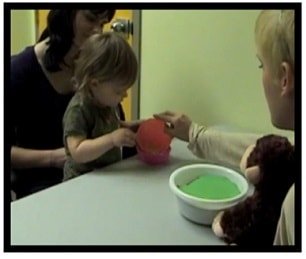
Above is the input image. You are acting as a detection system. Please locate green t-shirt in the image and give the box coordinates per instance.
[63,93,121,181]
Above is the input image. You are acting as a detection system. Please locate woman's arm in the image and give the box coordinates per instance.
[11,146,66,169]
[154,111,261,169]
[188,123,261,169]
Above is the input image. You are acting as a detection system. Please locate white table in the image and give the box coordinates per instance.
[11,139,226,245]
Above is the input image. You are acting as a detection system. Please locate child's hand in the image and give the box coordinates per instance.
[119,120,145,133]
[111,128,136,147]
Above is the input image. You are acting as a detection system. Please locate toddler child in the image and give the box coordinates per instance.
[63,32,138,180]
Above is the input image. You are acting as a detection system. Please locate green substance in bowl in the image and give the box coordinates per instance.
[179,175,241,199]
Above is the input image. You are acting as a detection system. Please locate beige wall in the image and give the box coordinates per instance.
[11,10,36,55]
[140,10,293,138]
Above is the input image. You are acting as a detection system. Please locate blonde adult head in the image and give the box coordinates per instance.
[255,10,294,80]
[255,10,295,130]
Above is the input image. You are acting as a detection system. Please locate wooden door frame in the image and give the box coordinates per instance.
[131,10,141,120]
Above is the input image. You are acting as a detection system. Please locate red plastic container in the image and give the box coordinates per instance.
[136,119,172,151]
[137,145,171,165]
[136,118,172,165]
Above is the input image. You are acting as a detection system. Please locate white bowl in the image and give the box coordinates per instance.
[169,163,249,225]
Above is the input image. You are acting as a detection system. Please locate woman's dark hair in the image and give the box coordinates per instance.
[38,9,116,72]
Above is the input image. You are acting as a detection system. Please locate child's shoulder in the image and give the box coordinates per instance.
[68,93,88,109]
[64,94,98,127]
[65,93,95,118]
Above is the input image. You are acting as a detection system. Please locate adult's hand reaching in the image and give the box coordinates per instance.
[154,111,192,142]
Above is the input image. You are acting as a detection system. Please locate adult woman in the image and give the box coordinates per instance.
[155,10,295,245]
[10,10,116,199]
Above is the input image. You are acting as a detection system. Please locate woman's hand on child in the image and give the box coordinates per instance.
[111,128,136,147]
[49,147,67,168]
[154,111,192,142]
[119,120,145,133]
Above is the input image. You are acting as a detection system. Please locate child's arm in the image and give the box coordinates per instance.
[66,128,136,164]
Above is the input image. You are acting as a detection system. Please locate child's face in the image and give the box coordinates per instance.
[257,50,294,130]
[73,10,109,47]
[90,80,129,108]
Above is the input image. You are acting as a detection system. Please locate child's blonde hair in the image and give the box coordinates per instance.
[73,32,138,98]
[255,10,294,79]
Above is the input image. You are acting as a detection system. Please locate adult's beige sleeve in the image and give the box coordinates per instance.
[187,122,261,169]
[273,184,295,245]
